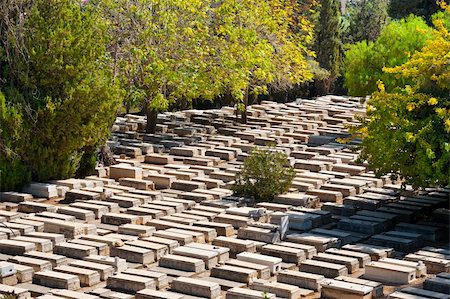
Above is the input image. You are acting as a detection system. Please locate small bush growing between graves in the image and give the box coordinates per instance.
[233,147,295,202]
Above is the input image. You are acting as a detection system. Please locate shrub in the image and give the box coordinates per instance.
[233,147,295,202]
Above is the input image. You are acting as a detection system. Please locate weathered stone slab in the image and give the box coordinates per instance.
[225,259,270,280]
[159,254,205,273]
[84,200,120,213]
[136,289,184,299]
[125,240,168,260]
[364,261,416,284]
[25,232,65,246]
[83,255,127,273]
[325,248,371,268]
[335,276,384,298]
[11,219,44,233]
[210,264,257,283]
[33,271,80,290]
[42,219,86,239]
[153,231,193,245]
[119,178,155,190]
[54,265,100,287]
[109,164,143,180]
[237,226,280,244]
[101,213,141,226]
[57,207,95,223]
[18,202,57,213]
[0,240,36,255]
[145,154,174,165]
[251,279,312,299]
[306,189,343,203]
[68,260,114,281]
[313,252,359,273]
[226,287,275,299]
[141,236,179,253]
[23,183,58,199]
[320,278,373,299]
[145,174,176,189]
[299,260,348,278]
[171,277,221,299]
[110,245,155,264]
[404,254,450,274]
[278,242,317,259]
[0,192,33,203]
[236,252,282,274]
[54,242,97,259]
[193,221,234,236]
[107,273,156,294]
[70,239,110,256]
[122,268,169,289]
[261,244,306,265]
[424,276,450,295]
[13,236,52,253]
[277,270,324,291]
[342,243,394,261]
[69,202,109,219]
[118,224,155,237]
[173,246,218,269]
[8,255,56,272]
[212,237,256,256]
[286,233,340,252]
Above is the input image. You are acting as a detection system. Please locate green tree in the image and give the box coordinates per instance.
[314,0,342,94]
[355,8,450,188]
[0,0,122,189]
[233,148,295,202]
[343,0,390,43]
[213,0,314,123]
[0,92,30,191]
[102,0,222,133]
[344,15,432,96]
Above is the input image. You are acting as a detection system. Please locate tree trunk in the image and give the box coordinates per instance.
[125,101,131,114]
[241,88,249,124]
[146,108,158,133]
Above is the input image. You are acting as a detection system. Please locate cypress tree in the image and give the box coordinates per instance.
[315,0,342,94]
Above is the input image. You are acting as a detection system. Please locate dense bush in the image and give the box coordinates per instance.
[233,148,295,202]
[344,15,432,96]
[0,92,30,190]
[0,0,122,190]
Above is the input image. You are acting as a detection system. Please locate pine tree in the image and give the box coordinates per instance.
[346,0,390,43]
[315,0,342,94]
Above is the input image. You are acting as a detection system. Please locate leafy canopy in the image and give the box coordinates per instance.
[233,147,295,202]
[0,0,122,190]
[356,6,450,188]
[344,15,433,96]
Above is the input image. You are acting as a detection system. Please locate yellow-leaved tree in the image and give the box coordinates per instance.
[356,3,450,188]
[213,0,315,123]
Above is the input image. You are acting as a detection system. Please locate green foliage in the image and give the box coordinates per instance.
[314,0,342,94]
[344,15,432,96]
[102,0,315,128]
[101,0,223,132]
[356,9,450,188]
[0,0,122,189]
[233,148,295,202]
[343,0,390,43]
[0,92,30,191]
